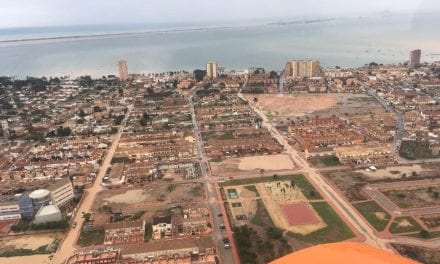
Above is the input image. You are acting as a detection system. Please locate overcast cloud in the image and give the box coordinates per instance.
[0,0,438,28]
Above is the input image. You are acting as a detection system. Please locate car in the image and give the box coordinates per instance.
[219,224,226,230]
[218,213,223,217]
[223,238,231,249]
[72,222,77,228]
[215,256,220,264]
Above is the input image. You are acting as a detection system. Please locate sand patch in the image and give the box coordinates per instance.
[103,189,150,204]
[238,154,295,171]
[0,254,52,264]
[239,187,257,199]
[374,212,388,221]
[3,233,59,251]
[397,219,413,227]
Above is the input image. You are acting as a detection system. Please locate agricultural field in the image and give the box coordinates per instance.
[308,155,342,167]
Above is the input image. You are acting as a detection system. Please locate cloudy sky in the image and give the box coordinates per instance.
[0,0,438,28]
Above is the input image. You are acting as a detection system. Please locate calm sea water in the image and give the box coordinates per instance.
[0,13,439,78]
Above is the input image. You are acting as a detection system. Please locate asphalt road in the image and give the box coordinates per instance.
[188,96,237,264]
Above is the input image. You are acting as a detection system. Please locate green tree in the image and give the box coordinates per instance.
[82,212,91,222]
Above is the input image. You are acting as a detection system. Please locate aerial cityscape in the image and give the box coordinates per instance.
[0,1,440,264]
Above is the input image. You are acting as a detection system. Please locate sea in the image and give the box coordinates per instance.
[0,12,439,78]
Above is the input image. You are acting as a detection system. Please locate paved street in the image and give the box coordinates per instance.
[53,105,133,264]
[188,96,238,264]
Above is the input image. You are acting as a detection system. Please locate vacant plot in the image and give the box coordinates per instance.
[400,141,440,160]
[382,185,440,209]
[0,255,52,264]
[77,229,105,247]
[392,243,440,264]
[389,217,423,234]
[287,202,355,244]
[356,164,431,180]
[210,154,296,178]
[323,170,369,202]
[308,155,342,167]
[353,200,391,231]
[0,233,61,253]
[96,183,205,213]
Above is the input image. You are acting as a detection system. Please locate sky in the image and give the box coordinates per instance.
[0,0,439,28]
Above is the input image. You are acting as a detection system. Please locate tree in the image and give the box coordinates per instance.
[269,71,278,79]
[79,109,87,117]
[82,212,91,222]
[253,97,258,103]
[419,229,430,238]
[369,62,379,68]
[56,126,71,137]
[260,169,265,175]
[193,69,206,82]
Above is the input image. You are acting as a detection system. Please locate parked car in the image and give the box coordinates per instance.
[223,238,231,249]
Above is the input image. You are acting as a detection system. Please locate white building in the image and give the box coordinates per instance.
[0,201,21,221]
[34,204,62,224]
[47,178,74,208]
[206,61,218,79]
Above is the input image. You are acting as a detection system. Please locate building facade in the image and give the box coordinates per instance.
[285,60,320,79]
[118,60,129,81]
[0,201,21,221]
[206,61,218,79]
[409,49,421,68]
[47,178,75,208]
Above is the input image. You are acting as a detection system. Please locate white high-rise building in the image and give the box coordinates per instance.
[206,61,218,79]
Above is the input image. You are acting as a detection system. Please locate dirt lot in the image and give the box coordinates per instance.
[0,254,53,264]
[0,233,61,253]
[382,185,440,209]
[95,183,205,213]
[210,154,296,178]
[246,93,383,120]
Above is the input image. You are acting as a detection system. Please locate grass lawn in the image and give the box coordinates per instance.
[308,155,342,167]
[288,202,355,244]
[243,185,260,197]
[77,229,105,247]
[353,200,391,231]
[221,174,322,200]
[399,141,440,160]
[250,199,275,227]
[389,217,423,234]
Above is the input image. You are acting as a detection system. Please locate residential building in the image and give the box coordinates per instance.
[206,61,218,79]
[409,49,421,68]
[119,60,129,81]
[152,215,172,239]
[285,60,320,78]
[47,178,75,208]
[66,248,120,264]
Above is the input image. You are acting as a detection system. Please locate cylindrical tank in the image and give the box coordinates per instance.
[29,189,50,211]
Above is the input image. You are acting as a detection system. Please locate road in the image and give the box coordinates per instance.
[187,96,238,264]
[53,105,133,264]
[238,92,391,251]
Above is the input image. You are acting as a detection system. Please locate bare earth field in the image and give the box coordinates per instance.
[210,154,296,178]
[382,185,440,209]
[0,232,61,252]
[95,183,205,213]
[0,254,52,264]
[246,93,383,120]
